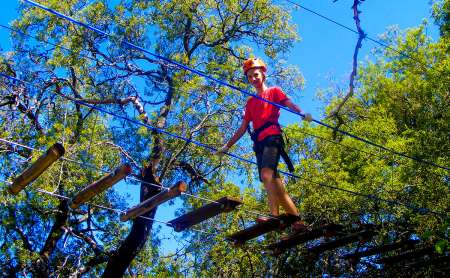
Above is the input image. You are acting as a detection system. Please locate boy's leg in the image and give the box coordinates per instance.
[273,177,298,216]
[260,167,280,216]
[259,136,298,217]
[274,177,309,233]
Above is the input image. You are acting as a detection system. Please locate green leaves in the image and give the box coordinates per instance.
[3,0,448,276]
[435,239,448,254]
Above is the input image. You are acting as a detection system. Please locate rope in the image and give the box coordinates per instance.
[2,73,445,219]
[63,103,449,218]
[284,0,437,70]
[0,23,367,168]
[22,0,449,172]
[0,75,445,218]
[0,178,220,237]
[0,23,97,63]
[0,137,277,222]
[0,23,429,173]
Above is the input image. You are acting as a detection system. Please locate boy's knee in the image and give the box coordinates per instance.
[260,168,275,183]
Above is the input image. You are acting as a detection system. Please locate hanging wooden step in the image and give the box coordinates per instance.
[169,196,242,232]
[343,239,419,261]
[9,143,65,195]
[70,164,131,209]
[227,214,301,245]
[121,181,187,222]
[267,223,344,255]
[308,227,376,255]
[406,255,449,270]
[376,246,434,265]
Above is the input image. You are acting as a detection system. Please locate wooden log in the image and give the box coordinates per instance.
[169,196,242,232]
[227,214,301,245]
[376,246,434,265]
[343,239,419,260]
[70,164,132,209]
[308,228,376,255]
[120,181,187,222]
[9,143,65,195]
[268,224,344,255]
[406,255,449,270]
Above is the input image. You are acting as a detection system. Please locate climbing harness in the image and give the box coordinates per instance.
[247,121,295,173]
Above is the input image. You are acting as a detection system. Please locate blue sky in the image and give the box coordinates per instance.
[0,0,440,255]
[280,0,438,123]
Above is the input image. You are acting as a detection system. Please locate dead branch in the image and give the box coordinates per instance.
[329,0,366,119]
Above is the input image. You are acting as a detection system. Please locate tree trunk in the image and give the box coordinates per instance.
[32,200,69,277]
[101,166,161,277]
[102,70,174,277]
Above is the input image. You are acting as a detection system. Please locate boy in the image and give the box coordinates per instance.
[216,58,312,231]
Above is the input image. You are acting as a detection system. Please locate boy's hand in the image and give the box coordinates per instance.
[215,145,229,157]
[302,113,313,122]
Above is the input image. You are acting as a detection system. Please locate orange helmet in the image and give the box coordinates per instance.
[243,58,267,75]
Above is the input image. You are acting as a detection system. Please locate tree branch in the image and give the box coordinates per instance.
[175,161,209,185]
[329,0,366,118]
[31,200,69,277]
[149,71,174,175]
[96,141,140,169]
[62,226,103,255]
[159,110,216,182]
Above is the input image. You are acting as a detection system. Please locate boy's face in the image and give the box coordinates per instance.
[246,68,265,88]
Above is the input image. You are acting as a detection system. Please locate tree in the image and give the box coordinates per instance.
[433,0,450,38]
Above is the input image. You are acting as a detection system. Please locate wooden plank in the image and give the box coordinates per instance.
[308,228,376,255]
[343,239,419,260]
[376,246,434,265]
[121,181,187,222]
[227,214,301,245]
[9,143,65,195]
[169,196,242,232]
[406,255,449,270]
[267,224,344,255]
[70,164,132,209]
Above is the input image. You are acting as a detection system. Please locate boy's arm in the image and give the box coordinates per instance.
[282,99,312,122]
[216,119,249,155]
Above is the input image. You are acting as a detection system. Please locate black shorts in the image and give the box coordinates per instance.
[255,135,282,181]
